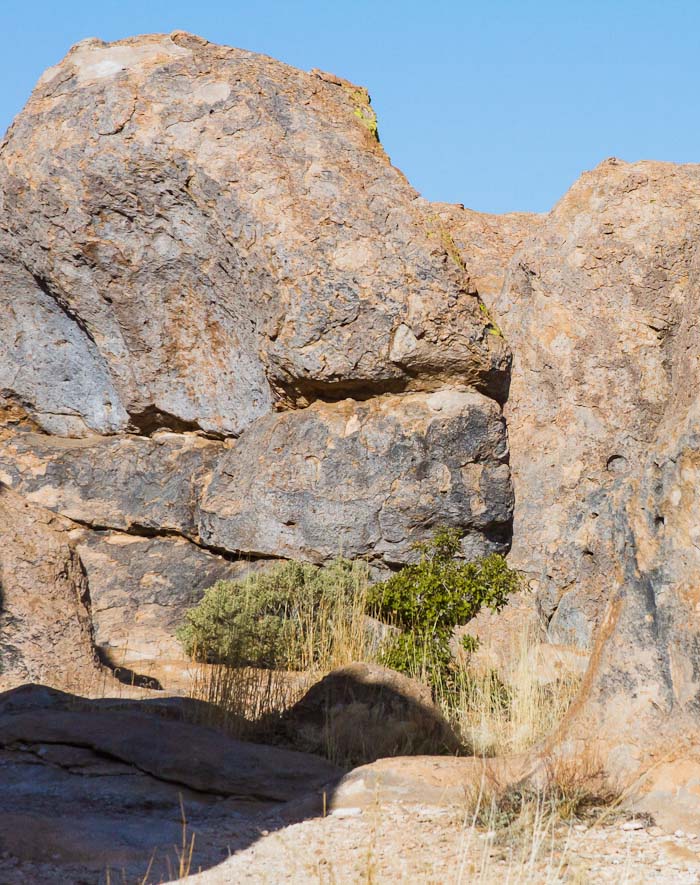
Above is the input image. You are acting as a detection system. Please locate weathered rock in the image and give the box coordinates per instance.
[0,33,512,673]
[200,388,512,564]
[278,663,460,765]
[430,202,541,302]
[490,159,700,647]
[0,684,341,882]
[0,32,508,440]
[0,429,219,537]
[77,532,266,664]
[0,486,99,688]
[433,159,700,816]
[330,754,525,810]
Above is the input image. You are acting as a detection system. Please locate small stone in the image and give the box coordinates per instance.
[331,808,363,818]
[621,820,644,831]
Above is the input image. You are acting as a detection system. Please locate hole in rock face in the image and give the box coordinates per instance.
[606,454,629,474]
[127,405,202,436]
[655,514,666,529]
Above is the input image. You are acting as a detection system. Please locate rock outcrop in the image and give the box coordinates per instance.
[277,662,460,764]
[440,159,700,816]
[5,30,700,823]
[0,684,340,883]
[0,486,100,687]
[492,159,700,649]
[0,33,513,669]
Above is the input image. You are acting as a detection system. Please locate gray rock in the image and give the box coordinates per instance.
[0,33,508,438]
[0,430,219,537]
[77,532,268,664]
[0,683,341,882]
[199,388,512,564]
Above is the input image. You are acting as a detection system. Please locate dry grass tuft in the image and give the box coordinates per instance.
[438,627,582,757]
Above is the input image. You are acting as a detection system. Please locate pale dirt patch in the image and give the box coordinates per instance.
[178,804,700,884]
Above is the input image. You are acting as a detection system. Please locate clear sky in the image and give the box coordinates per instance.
[2,0,699,214]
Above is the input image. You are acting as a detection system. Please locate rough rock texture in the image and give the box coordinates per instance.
[0,32,513,668]
[430,202,541,303]
[439,159,700,818]
[200,388,512,564]
[0,430,219,538]
[277,663,460,764]
[0,32,508,439]
[0,486,100,687]
[491,159,700,649]
[77,533,265,663]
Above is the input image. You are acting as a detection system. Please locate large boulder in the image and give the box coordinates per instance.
[439,160,700,821]
[277,662,460,765]
[0,684,341,882]
[200,388,512,564]
[491,158,700,648]
[0,33,512,669]
[0,32,508,439]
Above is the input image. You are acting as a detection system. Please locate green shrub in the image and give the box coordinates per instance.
[367,528,520,685]
[177,558,372,671]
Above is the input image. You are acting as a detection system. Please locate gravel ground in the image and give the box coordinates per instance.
[3,803,700,883]
[178,805,700,884]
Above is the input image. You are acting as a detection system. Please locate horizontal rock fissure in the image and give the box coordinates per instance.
[6,736,278,802]
[67,515,291,566]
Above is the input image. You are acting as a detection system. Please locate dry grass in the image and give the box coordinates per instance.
[184,608,582,763]
[438,628,583,757]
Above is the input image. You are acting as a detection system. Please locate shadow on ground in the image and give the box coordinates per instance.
[0,675,460,884]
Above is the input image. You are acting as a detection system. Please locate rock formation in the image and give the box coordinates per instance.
[432,159,700,816]
[4,30,700,825]
[276,662,460,764]
[0,684,340,883]
[0,33,512,675]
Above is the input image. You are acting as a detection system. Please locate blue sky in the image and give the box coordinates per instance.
[2,0,699,214]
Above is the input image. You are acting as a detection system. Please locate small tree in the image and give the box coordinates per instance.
[367,528,520,685]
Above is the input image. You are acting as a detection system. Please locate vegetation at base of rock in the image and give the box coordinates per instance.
[176,558,373,671]
[176,529,558,765]
[367,528,520,686]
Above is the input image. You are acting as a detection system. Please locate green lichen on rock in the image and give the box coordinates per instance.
[424,213,505,339]
[478,299,504,337]
[348,87,380,141]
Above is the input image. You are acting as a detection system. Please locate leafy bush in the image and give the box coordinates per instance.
[177,558,372,671]
[367,528,520,685]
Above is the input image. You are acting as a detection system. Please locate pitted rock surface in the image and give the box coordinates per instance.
[0,32,512,670]
[491,159,700,647]
[0,486,100,686]
[0,32,508,438]
[199,388,512,564]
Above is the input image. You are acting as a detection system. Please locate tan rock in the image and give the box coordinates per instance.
[0,33,508,438]
[0,33,512,673]
[493,158,700,646]
[0,486,99,688]
[437,159,700,816]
